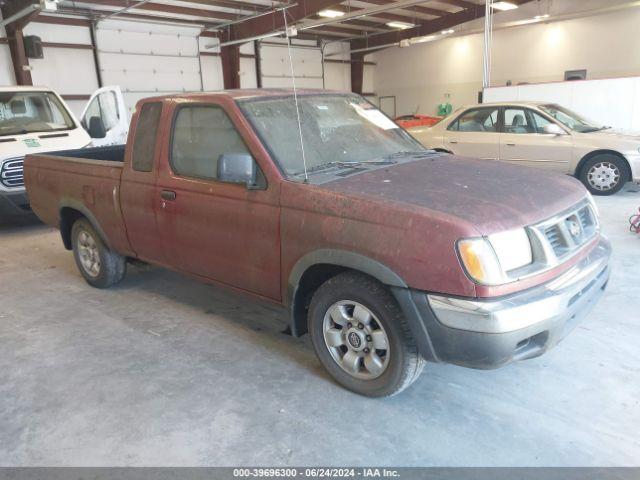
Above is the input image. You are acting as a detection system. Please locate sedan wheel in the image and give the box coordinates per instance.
[580,154,628,196]
[587,161,620,192]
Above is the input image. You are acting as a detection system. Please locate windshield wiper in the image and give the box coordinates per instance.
[292,158,397,177]
[382,150,432,160]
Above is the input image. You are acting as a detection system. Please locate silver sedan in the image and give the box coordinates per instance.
[408,101,640,195]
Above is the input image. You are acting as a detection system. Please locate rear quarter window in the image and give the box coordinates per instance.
[132,102,162,172]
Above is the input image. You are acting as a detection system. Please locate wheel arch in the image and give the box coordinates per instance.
[286,249,408,338]
[575,149,631,178]
[59,201,112,251]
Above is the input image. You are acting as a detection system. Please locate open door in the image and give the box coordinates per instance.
[80,86,129,147]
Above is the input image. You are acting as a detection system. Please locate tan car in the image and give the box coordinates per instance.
[408,101,640,195]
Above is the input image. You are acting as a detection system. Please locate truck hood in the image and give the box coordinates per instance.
[320,154,587,234]
[0,128,91,161]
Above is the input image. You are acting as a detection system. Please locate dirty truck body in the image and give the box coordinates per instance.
[24,90,611,397]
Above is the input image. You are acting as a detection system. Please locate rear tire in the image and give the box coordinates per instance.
[308,272,425,397]
[71,218,126,288]
[579,153,629,196]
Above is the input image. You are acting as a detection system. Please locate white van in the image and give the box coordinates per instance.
[0,86,128,217]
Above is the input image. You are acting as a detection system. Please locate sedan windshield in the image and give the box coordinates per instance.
[539,104,603,133]
[0,91,75,137]
[238,94,426,179]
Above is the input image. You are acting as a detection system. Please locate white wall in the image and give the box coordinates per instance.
[373,3,640,116]
[485,76,640,131]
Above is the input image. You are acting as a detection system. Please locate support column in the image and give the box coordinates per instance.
[350,52,364,94]
[5,26,32,85]
[221,44,241,90]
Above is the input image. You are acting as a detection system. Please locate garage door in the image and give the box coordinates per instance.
[95,20,202,113]
[259,40,323,89]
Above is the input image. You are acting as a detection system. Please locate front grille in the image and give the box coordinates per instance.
[0,158,24,188]
[541,204,597,260]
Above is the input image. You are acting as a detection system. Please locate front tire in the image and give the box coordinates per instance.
[308,272,425,397]
[71,218,126,288]
[579,153,629,195]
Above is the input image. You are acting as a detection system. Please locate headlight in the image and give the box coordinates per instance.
[457,228,533,285]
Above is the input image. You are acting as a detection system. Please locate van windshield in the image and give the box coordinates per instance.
[238,94,426,180]
[0,91,75,137]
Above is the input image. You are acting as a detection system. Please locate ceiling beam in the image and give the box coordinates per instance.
[356,0,447,18]
[62,0,243,22]
[436,0,477,9]
[351,0,531,51]
[225,0,343,43]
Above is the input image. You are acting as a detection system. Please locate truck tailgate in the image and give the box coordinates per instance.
[24,154,132,254]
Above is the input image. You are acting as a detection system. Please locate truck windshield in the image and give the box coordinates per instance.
[238,94,425,179]
[539,104,604,133]
[0,91,75,137]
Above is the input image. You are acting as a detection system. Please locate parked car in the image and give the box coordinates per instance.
[394,114,442,129]
[24,90,610,397]
[0,86,128,218]
[408,101,640,195]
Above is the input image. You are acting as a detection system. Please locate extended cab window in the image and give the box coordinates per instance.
[170,105,251,180]
[448,108,498,132]
[132,102,162,172]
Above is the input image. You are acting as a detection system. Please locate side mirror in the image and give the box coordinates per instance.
[88,116,107,139]
[542,123,566,136]
[217,153,257,188]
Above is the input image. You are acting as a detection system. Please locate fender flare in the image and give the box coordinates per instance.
[58,199,113,251]
[286,249,437,361]
[287,249,408,307]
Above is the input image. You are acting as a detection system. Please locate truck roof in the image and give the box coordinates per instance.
[140,88,346,103]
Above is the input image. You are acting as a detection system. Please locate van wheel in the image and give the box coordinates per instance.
[71,218,126,288]
[580,154,629,195]
[308,272,425,397]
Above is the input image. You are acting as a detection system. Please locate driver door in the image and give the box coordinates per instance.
[155,100,281,300]
[499,107,572,172]
[81,86,129,146]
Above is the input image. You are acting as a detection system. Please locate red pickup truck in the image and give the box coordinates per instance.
[24,89,611,397]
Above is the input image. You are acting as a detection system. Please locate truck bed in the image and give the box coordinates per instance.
[24,145,131,255]
[44,145,126,162]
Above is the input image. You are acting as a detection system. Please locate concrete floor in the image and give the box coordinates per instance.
[1,186,639,467]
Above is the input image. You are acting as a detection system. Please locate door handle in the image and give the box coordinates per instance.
[160,190,176,201]
[506,143,516,146]
[449,140,458,144]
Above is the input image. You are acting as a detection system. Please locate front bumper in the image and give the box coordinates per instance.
[0,190,31,217]
[625,153,640,183]
[398,236,611,369]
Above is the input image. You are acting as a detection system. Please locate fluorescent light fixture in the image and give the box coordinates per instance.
[534,13,550,19]
[386,21,415,29]
[441,29,454,34]
[411,34,436,44]
[491,1,519,11]
[318,9,345,18]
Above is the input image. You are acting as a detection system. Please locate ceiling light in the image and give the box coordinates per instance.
[491,1,519,11]
[441,29,454,34]
[386,21,415,29]
[534,14,550,20]
[318,9,344,18]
